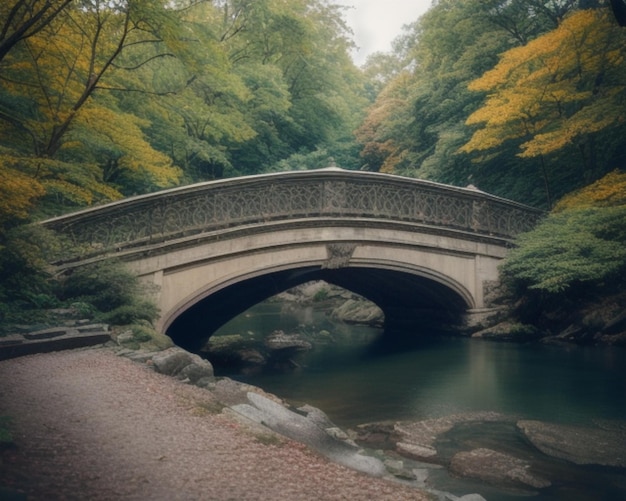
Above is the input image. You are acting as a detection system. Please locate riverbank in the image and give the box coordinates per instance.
[0,347,431,501]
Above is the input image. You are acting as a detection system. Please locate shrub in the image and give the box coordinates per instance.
[98,300,159,326]
[313,287,329,302]
[501,206,626,295]
[131,323,156,343]
[0,224,160,331]
[61,261,138,312]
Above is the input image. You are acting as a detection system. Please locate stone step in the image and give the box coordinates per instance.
[0,327,110,361]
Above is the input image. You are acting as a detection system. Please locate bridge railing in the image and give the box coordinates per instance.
[42,169,544,260]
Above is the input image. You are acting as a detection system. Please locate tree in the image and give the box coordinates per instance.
[497,167,626,336]
[554,169,626,210]
[355,1,597,206]
[356,0,514,178]
[461,9,626,206]
[0,0,187,212]
[355,72,414,173]
[2,1,188,159]
[214,0,366,173]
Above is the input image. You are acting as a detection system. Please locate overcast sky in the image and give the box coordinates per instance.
[332,0,433,65]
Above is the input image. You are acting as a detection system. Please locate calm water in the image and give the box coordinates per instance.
[213,302,626,501]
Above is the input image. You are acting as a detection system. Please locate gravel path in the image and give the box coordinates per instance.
[0,348,429,500]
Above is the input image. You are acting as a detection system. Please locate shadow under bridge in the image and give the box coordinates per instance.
[167,266,472,353]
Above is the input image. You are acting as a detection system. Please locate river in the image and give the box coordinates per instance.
[211,301,626,501]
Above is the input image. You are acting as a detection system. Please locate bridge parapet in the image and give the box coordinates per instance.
[42,169,543,260]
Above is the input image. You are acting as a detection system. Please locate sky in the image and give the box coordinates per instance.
[332,0,434,65]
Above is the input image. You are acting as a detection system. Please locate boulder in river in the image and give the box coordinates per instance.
[450,448,551,489]
[330,299,384,327]
[264,330,312,352]
[203,334,267,371]
[517,420,626,468]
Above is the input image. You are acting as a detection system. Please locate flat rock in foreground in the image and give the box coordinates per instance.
[518,420,626,467]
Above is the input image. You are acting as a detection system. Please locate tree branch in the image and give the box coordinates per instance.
[111,52,177,71]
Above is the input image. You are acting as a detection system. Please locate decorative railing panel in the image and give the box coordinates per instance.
[42,169,544,258]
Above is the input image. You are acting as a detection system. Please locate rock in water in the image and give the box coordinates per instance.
[391,411,505,462]
[450,448,551,489]
[330,299,384,326]
[264,330,312,351]
[517,420,626,467]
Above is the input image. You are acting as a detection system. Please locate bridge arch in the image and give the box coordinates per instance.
[163,256,475,352]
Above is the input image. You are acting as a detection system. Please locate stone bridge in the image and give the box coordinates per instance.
[43,168,543,352]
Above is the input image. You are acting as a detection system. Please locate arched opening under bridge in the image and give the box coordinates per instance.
[166,264,471,353]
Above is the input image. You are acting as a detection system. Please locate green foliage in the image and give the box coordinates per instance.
[355,1,626,209]
[61,261,139,312]
[99,301,159,326]
[500,171,626,334]
[501,207,626,295]
[0,226,159,331]
[0,225,65,320]
[356,0,518,180]
[313,287,329,302]
[0,223,162,332]
[130,323,158,343]
[267,149,335,172]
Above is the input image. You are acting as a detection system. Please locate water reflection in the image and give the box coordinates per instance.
[214,302,626,427]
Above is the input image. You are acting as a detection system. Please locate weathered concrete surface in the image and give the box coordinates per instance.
[147,226,504,334]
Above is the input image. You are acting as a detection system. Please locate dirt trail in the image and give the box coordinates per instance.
[0,348,428,500]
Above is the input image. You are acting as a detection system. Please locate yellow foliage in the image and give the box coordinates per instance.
[0,152,122,209]
[0,157,45,225]
[462,9,626,158]
[554,170,626,211]
[74,104,182,189]
[42,179,97,206]
[380,143,407,174]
